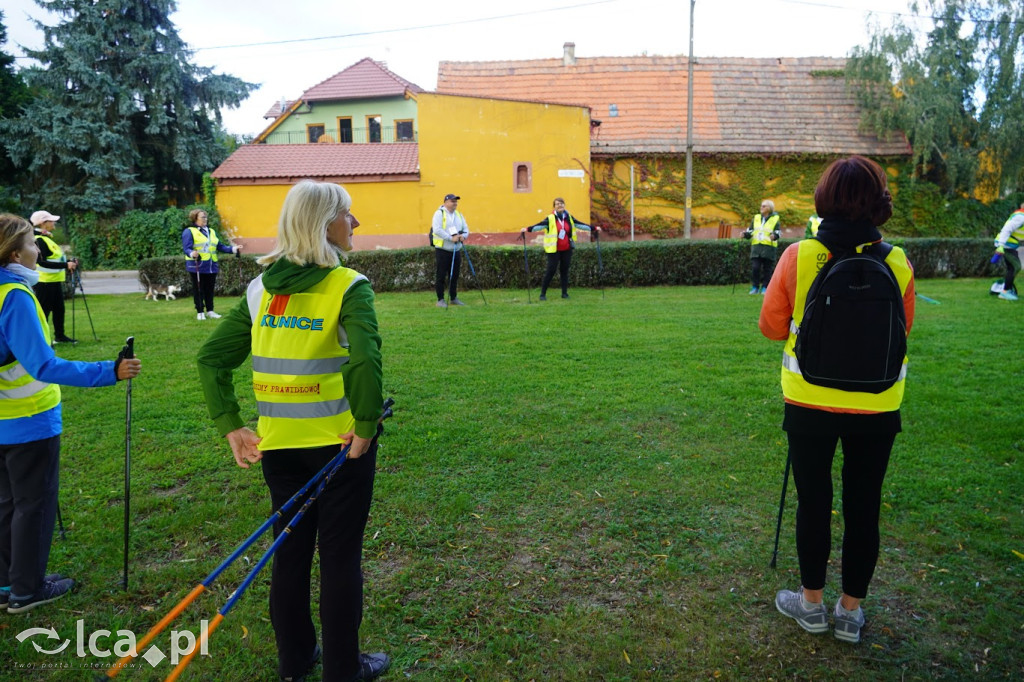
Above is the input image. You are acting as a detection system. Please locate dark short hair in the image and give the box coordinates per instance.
[814,156,892,226]
[552,197,566,207]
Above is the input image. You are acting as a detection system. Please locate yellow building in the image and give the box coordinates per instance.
[212,59,591,252]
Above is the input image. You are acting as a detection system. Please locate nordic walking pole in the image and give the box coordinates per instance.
[594,229,605,300]
[446,243,457,309]
[106,398,395,680]
[769,453,791,569]
[73,264,99,341]
[521,232,532,304]
[461,243,487,305]
[164,400,395,682]
[56,503,66,540]
[120,337,134,590]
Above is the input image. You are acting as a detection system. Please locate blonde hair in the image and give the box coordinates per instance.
[258,180,352,267]
[0,214,33,266]
[761,199,775,212]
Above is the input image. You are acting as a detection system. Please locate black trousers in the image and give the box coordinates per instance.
[33,281,67,337]
[541,250,572,296]
[1003,249,1021,292]
[787,429,895,599]
[188,271,217,314]
[750,256,775,289]
[434,249,461,301]
[261,441,377,681]
[0,435,61,598]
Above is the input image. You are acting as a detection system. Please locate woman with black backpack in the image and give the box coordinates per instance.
[758,156,916,644]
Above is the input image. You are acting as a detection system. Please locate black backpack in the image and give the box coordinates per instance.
[794,240,907,394]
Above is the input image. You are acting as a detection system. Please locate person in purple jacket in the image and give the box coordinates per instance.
[182,209,241,321]
[0,214,141,613]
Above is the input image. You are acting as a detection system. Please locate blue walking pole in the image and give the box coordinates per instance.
[447,246,457,309]
[521,232,532,304]
[594,230,605,300]
[461,244,487,305]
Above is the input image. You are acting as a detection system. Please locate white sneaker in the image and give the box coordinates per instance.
[197,312,206,321]
[205,311,222,319]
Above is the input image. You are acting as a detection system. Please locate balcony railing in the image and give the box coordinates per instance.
[262,127,417,145]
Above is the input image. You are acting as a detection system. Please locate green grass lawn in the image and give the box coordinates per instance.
[2,279,1021,681]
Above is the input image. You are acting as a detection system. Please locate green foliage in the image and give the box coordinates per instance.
[71,204,222,268]
[0,10,31,198]
[847,0,1024,196]
[0,0,256,215]
[137,238,1005,296]
[201,172,216,206]
[1,281,1019,679]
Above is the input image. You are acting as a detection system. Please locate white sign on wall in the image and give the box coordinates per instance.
[558,169,585,178]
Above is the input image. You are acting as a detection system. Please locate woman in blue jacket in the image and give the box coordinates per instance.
[0,214,141,613]
[182,209,240,320]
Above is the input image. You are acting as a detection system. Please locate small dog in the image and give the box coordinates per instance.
[140,273,180,301]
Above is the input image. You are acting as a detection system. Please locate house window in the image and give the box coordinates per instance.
[306,124,325,143]
[514,162,532,193]
[367,115,381,143]
[338,117,353,143]
[395,119,414,142]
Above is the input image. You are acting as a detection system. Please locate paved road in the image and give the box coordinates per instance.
[77,270,143,295]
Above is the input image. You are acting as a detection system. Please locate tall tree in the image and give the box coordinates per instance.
[0,0,255,214]
[0,10,32,203]
[847,0,1024,198]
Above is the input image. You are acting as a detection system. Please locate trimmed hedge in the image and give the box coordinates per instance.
[137,238,1003,298]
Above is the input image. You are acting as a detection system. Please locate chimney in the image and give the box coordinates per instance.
[563,42,576,67]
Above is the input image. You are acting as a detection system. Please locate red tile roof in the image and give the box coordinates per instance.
[301,57,425,102]
[212,143,419,181]
[437,56,910,157]
[263,99,296,119]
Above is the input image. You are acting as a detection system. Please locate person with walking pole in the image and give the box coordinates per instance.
[30,211,78,344]
[197,181,389,682]
[431,193,469,308]
[758,156,915,644]
[520,198,600,300]
[0,214,141,614]
[183,208,240,321]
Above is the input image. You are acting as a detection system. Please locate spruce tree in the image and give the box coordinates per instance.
[1,0,255,214]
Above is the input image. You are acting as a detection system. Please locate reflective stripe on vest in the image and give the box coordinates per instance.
[36,235,66,283]
[780,240,912,411]
[185,227,220,262]
[808,216,822,236]
[248,267,366,450]
[751,214,779,246]
[543,214,576,253]
[432,210,463,248]
[0,283,61,419]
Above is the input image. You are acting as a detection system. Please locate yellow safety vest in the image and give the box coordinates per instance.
[36,234,67,284]
[185,227,220,262]
[1002,209,1024,247]
[249,267,366,451]
[543,214,577,254]
[780,240,912,411]
[0,283,61,419]
[751,214,780,247]
[432,210,464,248]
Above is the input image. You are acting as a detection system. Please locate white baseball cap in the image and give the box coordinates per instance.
[30,210,61,226]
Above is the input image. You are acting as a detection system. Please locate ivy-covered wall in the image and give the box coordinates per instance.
[591,154,1022,239]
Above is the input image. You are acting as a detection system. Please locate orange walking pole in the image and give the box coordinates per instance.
[105,585,205,678]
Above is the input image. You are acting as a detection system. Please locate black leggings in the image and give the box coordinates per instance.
[434,249,461,301]
[1003,249,1021,293]
[33,281,67,337]
[751,256,774,289]
[787,430,894,599]
[189,271,217,313]
[542,250,572,296]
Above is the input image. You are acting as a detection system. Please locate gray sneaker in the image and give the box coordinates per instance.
[833,600,866,643]
[8,577,75,613]
[775,589,829,634]
[450,298,466,306]
[436,300,447,308]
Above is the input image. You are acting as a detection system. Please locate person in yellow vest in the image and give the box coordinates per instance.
[805,212,822,239]
[431,193,469,307]
[196,181,389,682]
[182,209,241,321]
[741,200,781,294]
[992,201,1024,301]
[0,213,141,613]
[759,156,915,645]
[30,211,78,344]
[520,197,601,300]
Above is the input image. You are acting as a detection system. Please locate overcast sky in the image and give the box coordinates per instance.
[3,0,921,138]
